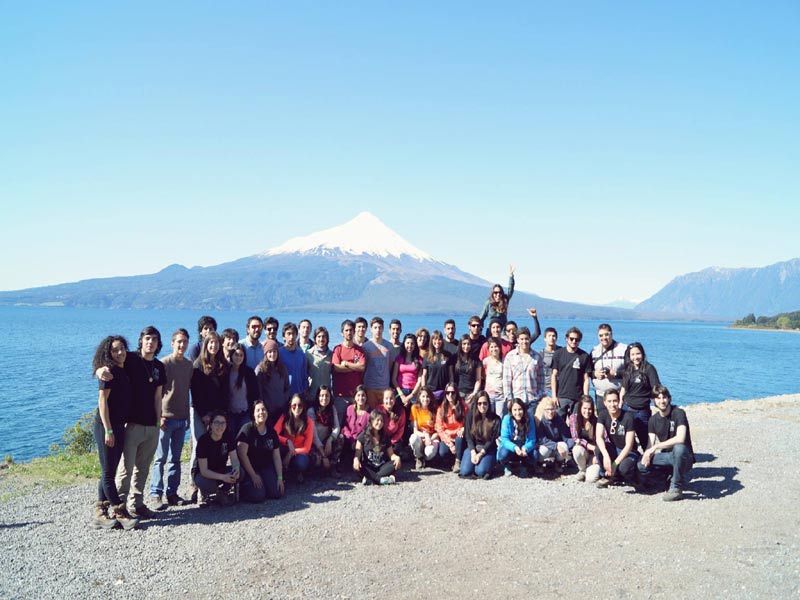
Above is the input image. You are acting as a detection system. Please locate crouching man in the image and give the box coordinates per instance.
[637,385,695,501]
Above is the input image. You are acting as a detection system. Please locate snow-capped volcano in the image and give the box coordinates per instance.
[264,211,435,261]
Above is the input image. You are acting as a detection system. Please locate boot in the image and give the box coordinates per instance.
[452,459,461,473]
[92,501,118,530]
[112,503,140,531]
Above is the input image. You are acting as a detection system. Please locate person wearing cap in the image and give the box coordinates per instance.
[255,339,290,428]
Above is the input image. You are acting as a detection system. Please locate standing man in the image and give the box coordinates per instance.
[115,326,166,519]
[466,316,486,362]
[443,319,459,356]
[638,385,695,501]
[502,326,545,418]
[551,327,592,419]
[242,316,264,370]
[149,328,193,508]
[279,322,309,399]
[332,319,366,426]
[187,315,217,361]
[263,316,280,343]
[541,327,560,396]
[363,317,394,409]
[591,323,627,411]
[388,319,403,362]
[221,328,239,362]
[503,321,518,349]
[298,319,313,352]
[354,317,368,347]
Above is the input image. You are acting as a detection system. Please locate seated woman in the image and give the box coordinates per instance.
[237,400,285,502]
[353,410,402,485]
[308,385,343,477]
[192,410,240,506]
[409,387,440,469]
[274,394,314,483]
[377,388,406,455]
[342,385,371,456]
[497,398,537,477]
[435,384,467,472]
[569,395,601,482]
[460,392,501,480]
[534,397,574,472]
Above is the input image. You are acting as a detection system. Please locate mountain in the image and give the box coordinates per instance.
[0,212,632,318]
[636,258,800,319]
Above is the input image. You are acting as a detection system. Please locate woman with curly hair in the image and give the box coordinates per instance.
[90,335,138,530]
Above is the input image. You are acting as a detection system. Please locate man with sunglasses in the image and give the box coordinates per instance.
[591,323,627,413]
[551,327,592,419]
[593,389,639,489]
[466,316,486,362]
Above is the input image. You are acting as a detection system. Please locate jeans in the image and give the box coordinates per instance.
[637,443,693,491]
[281,449,311,475]
[624,405,651,452]
[149,418,188,497]
[437,435,465,460]
[497,445,537,468]
[595,444,640,484]
[334,396,352,435]
[93,414,126,505]
[459,447,496,478]
[240,466,281,502]
[189,407,208,476]
[228,412,251,441]
[193,467,234,495]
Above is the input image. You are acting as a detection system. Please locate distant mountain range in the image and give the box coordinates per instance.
[635,258,800,319]
[0,212,632,319]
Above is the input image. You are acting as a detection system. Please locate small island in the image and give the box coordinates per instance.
[732,310,800,331]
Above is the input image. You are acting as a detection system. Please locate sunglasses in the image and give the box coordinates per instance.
[469,323,480,327]
[211,420,227,426]
[290,404,302,409]
[568,337,580,342]
[477,401,489,406]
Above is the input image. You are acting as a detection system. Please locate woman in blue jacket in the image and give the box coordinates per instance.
[497,398,537,477]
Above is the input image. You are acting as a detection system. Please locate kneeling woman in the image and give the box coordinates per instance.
[309,385,343,476]
[192,410,240,506]
[237,400,285,502]
[409,387,440,468]
[274,394,314,482]
[497,398,537,477]
[460,392,501,479]
[353,410,402,485]
[534,397,574,471]
[435,384,467,472]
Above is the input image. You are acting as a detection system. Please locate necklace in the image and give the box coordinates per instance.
[142,359,154,383]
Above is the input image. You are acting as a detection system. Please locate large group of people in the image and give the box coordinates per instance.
[89,270,695,530]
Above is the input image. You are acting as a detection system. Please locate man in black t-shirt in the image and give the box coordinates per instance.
[551,327,592,419]
[638,385,695,501]
[594,389,640,489]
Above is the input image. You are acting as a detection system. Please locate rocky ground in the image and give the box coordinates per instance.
[1,395,798,600]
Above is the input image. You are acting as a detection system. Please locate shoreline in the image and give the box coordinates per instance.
[1,394,799,599]
[729,325,800,333]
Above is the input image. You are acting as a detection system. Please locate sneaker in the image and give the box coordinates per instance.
[197,491,210,508]
[452,459,461,473]
[481,472,492,480]
[415,458,423,470]
[555,462,565,474]
[217,492,235,507]
[111,503,139,530]
[131,504,156,519]
[91,501,118,530]
[663,488,683,502]
[166,494,189,506]
[149,494,167,511]
[575,471,586,482]
[518,467,530,478]
[361,476,372,486]
[379,476,396,485]
[596,478,610,489]
[504,467,513,477]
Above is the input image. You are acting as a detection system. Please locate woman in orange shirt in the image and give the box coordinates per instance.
[274,394,314,482]
[409,386,440,469]
[435,383,468,472]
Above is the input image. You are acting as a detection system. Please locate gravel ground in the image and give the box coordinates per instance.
[1,395,798,600]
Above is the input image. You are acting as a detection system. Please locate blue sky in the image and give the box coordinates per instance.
[2,2,798,305]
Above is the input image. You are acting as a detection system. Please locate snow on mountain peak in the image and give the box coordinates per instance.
[263,211,434,261]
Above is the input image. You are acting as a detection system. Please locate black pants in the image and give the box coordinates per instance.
[93,414,126,505]
[361,461,395,483]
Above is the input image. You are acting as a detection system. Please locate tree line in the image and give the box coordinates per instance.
[733,311,800,330]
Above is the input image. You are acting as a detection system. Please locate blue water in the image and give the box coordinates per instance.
[2,306,798,461]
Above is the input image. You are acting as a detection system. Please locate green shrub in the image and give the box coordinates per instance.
[57,410,96,456]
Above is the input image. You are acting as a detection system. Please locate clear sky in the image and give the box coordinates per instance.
[2,2,798,305]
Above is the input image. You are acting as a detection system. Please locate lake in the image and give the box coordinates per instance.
[2,306,798,461]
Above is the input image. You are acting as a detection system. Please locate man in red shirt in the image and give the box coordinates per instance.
[331,319,366,427]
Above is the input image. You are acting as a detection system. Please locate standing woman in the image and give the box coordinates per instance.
[255,339,290,428]
[569,395,601,482]
[435,385,468,471]
[620,342,661,452]
[306,326,333,403]
[482,338,505,416]
[421,330,453,402]
[479,264,515,335]
[227,343,259,438]
[454,335,482,403]
[91,336,138,530]
[415,328,431,361]
[460,392,501,479]
[190,332,229,483]
[237,400,285,502]
[392,334,423,410]
[274,394,315,482]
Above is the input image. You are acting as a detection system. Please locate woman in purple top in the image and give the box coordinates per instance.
[342,385,371,454]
